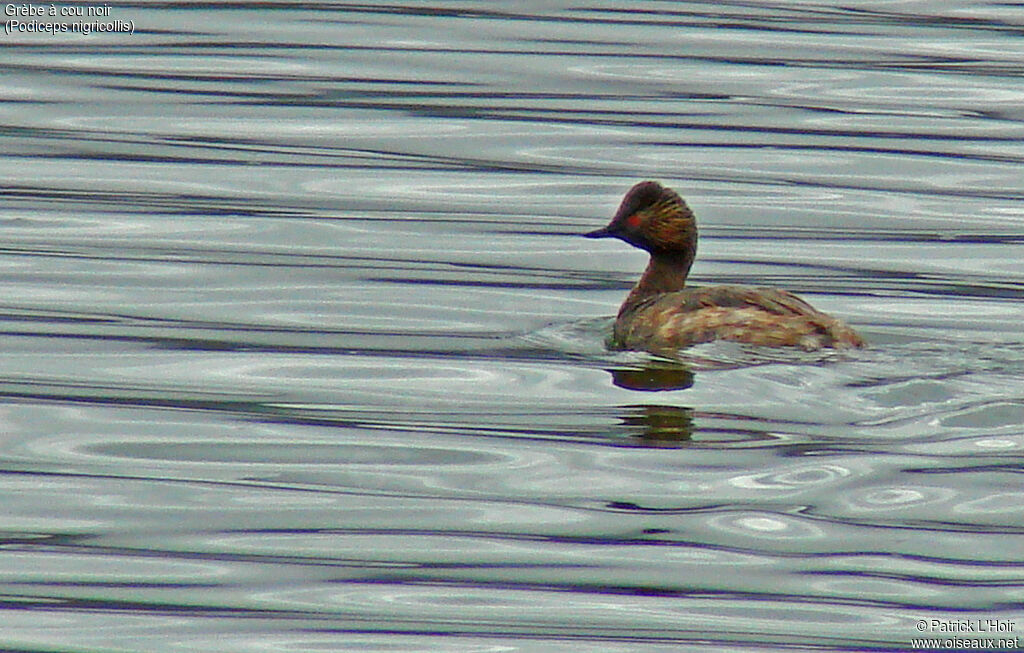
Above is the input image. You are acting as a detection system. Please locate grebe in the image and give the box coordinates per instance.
[585,181,864,353]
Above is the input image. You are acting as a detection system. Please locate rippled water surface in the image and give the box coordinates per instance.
[3,2,1024,651]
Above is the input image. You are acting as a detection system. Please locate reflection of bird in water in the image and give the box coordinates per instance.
[585,181,864,355]
[608,364,693,392]
[621,405,694,447]
[606,363,693,446]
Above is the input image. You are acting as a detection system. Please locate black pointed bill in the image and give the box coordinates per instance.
[583,226,616,239]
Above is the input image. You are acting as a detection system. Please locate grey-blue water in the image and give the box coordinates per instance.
[3,2,1024,651]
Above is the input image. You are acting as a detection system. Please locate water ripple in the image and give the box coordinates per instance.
[3,1,1024,651]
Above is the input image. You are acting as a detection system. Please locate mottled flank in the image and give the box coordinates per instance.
[615,285,865,354]
[585,181,864,355]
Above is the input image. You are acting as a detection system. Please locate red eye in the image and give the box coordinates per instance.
[626,213,641,228]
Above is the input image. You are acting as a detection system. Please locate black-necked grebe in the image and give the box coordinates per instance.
[585,181,864,353]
